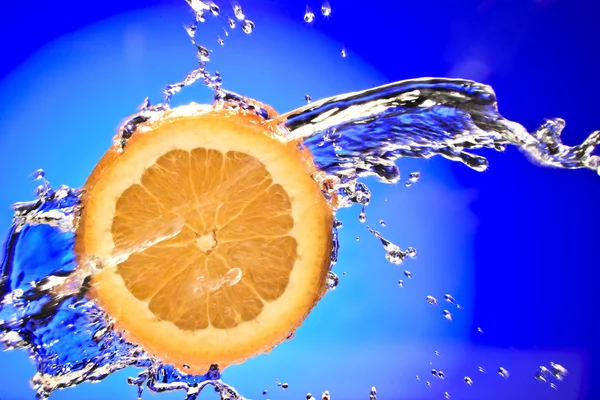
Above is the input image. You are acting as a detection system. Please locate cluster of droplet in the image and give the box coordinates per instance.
[534,362,568,390]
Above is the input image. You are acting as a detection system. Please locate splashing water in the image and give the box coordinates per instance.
[2,1,599,399]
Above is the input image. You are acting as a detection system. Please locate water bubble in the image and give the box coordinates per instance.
[406,247,417,257]
[477,327,484,334]
[326,271,339,290]
[478,366,486,373]
[304,6,315,23]
[223,27,229,36]
[379,220,386,227]
[281,383,289,389]
[398,280,404,288]
[263,389,268,395]
[369,386,377,400]
[228,18,236,28]
[306,394,314,400]
[444,294,456,304]
[341,48,347,58]
[442,310,452,321]
[437,371,446,380]
[233,3,245,20]
[464,376,473,386]
[434,350,441,357]
[426,381,431,387]
[426,296,439,306]
[444,392,451,399]
[305,94,312,103]
[356,236,360,241]
[416,375,420,381]
[498,367,510,379]
[241,20,255,34]
[431,368,437,377]
[217,36,224,46]
[550,383,558,390]
[550,362,568,380]
[404,270,412,279]
[321,391,331,400]
[321,1,332,16]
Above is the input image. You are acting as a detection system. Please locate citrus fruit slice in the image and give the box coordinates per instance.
[75,104,333,373]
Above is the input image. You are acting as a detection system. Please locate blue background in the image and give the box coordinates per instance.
[1,1,599,399]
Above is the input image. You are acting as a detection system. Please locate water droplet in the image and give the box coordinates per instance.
[32,169,45,180]
[550,383,558,390]
[404,270,412,279]
[406,247,417,257]
[416,375,420,381]
[304,6,315,23]
[286,331,295,340]
[437,371,446,380]
[341,48,347,58]
[369,386,377,400]
[464,376,473,386]
[535,366,549,383]
[241,20,255,34]
[321,391,331,400]
[379,220,386,227]
[217,37,224,45]
[196,45,210,62]
[426,381,431,387]
[233,3,245,20]
[326,271,339,290]
[443,310,452,321]
[358,207,366,223]
[498,367,509,379]
[263,389,268,395]
[478,366,486,373]
[306,394,314,400]
[356,236,360,241]
[223,27,229,36]
[228,18,236,29]
[281,383,289,389]
[398,280,404,288]
[305,94,312,103]
[321,1,332,16]
[434,350,441,357]
[431,369,437,377]
[209,3,219,15]
[444,392,451,399]
[426,296,439,306]
[444,294,456,304]
[550,362,568,380]
[477,327,484,334]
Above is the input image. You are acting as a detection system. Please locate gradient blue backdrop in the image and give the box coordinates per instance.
[1,1,599,399]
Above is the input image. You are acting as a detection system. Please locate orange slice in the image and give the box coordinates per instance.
[75,104,333,373]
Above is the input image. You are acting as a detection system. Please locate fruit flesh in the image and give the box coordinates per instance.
[75,106,333,372]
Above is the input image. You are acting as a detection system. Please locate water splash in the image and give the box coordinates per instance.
[1,2,597,400]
